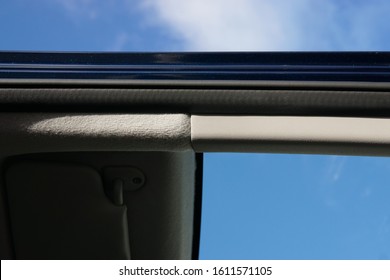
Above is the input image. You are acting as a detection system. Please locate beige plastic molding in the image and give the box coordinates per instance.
[191,115,390,156]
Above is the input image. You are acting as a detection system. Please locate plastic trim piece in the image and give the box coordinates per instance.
[6,161,130,259]
[191,115,390,155]
[2,87,390,117]
[0,113,191,153]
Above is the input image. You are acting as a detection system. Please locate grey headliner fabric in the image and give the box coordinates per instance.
[0,113,191,154]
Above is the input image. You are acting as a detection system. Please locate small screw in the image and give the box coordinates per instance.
[132,177,142,184]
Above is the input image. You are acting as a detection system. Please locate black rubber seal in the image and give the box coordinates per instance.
[192,153,203,260]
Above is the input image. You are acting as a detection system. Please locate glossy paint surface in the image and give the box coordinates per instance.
[1,52,390,81]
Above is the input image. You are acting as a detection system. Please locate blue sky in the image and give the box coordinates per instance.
[2,0,390,259]
[3,0,390,52]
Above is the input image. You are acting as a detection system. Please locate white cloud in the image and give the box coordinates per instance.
[143,0,390,51]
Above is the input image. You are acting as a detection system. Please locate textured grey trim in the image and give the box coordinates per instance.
[0,113,192,154]
[2,87,390,117]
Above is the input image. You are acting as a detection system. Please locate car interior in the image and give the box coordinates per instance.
[1,51,390,259]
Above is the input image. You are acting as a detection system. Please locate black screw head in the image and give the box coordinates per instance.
[132,177,142,184]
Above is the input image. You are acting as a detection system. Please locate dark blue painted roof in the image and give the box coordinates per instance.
[1,52,390,82]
